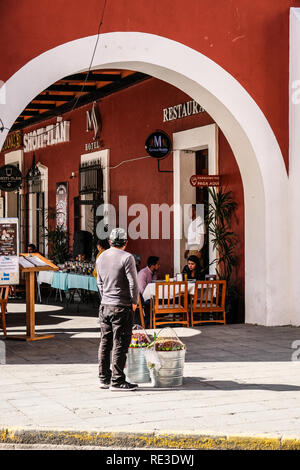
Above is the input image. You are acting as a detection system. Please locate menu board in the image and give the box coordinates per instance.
[0,218,19,285]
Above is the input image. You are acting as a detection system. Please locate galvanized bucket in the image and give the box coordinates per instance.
[149,349,185,387]
[125,347,151,384]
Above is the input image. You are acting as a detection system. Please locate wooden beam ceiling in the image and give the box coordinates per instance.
[12,69,150,129]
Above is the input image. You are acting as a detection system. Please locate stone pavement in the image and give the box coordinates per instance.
[1,300,300,449]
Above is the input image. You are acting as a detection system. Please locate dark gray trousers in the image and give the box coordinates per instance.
[98,304,133,385]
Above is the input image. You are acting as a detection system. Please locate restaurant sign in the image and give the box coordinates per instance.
[145,131,172,159]
[2,131,22,152]
[0,164,23,192]
[190,175,220,188]
[163,100,205,122]
[23,117,70,153]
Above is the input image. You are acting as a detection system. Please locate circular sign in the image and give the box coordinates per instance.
[145,131,172,159]
[0,165,23,192]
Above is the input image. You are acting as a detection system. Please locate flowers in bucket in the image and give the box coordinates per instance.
[145,328,186,371]
[128,325,151,349]
[148,329,186,351]
[126,325,152,384]
[149,335,186,351]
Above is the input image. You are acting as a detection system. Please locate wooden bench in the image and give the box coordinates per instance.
[190,280,226,326]
[0,286,10,336]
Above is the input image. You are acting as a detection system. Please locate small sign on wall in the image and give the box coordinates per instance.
[190,175,220,188]
[0,218,19,285]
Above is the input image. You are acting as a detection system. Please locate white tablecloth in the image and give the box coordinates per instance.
[142,281,197,302]
[37,271,54,285]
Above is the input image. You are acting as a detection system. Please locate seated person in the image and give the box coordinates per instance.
[138,256,160,328]
[27,243,37,253]
[182,255,204,280]
[138,256,160,295]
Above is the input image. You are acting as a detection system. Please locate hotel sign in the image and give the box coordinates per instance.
[85,102,104,151]
[190,175,220,188]
[163,100,205,122]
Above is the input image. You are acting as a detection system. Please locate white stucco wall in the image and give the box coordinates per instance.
[0,32,289,325]
[289,9,300,326]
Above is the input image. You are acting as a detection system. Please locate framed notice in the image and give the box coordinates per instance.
[56,182,68,231]
[0,217,19,285]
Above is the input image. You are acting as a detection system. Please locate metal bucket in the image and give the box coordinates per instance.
[125,348,151,384]
[149,349,185,387]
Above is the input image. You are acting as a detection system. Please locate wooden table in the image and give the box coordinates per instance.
[7,253,58,342]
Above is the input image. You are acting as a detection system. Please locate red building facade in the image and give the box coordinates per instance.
[1,1,300,325]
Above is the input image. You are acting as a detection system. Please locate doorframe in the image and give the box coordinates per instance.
[173,124,218,274]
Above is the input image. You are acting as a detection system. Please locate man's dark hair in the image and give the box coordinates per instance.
[97,238,110,250]
[147,256,159,267]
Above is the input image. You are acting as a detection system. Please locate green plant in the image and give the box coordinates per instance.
[43,208,69,264]
[206,187,238,284]
[206,187,243,321]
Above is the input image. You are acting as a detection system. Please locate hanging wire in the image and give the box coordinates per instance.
[0,0,107,136]
[0,118,10,133]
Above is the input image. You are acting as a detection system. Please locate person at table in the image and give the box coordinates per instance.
[182,255,204,280]
[97,227,139,391]
[184,204,205,260]
[27,243,38,253]
[93,238,110,278]
[137,256,160,295]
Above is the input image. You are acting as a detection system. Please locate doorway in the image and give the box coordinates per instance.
[173,124,218,275]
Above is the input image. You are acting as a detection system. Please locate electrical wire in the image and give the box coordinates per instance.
[109,155,152,170]
[0,118,10,133]
[0,0,107,136]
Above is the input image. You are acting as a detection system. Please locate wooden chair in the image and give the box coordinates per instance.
[190,280,226,326]
[0,286,10,336]
[152,281,189,329]
[137,295,146,329]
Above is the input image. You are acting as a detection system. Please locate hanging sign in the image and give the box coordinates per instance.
[145,131,172,159]
[0,218,19,285]
[190,175,220,188]
[0,164,22,192]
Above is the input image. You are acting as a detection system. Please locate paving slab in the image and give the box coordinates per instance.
[1,300,300,449]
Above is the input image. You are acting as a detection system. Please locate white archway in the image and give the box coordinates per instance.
[0,32,289,325]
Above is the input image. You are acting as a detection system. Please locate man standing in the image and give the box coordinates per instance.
[97,228,139,391]
[184,204,205,260]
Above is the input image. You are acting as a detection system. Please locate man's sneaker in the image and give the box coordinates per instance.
[109,381,138,391]
[99,381,110,389]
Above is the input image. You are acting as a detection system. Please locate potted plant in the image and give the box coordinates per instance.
[206,187,244,322]
[125,326,152,384]
[43,208,69,264]
[145,328,186,387]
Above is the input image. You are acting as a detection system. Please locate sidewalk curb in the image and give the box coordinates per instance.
[1,428,300,450]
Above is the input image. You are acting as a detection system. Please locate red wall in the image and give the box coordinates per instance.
[1,0,299,170]
[0,78,244,291]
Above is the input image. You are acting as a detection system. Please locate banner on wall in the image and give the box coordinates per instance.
[0,218,19,285]
[56,182,68,232]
